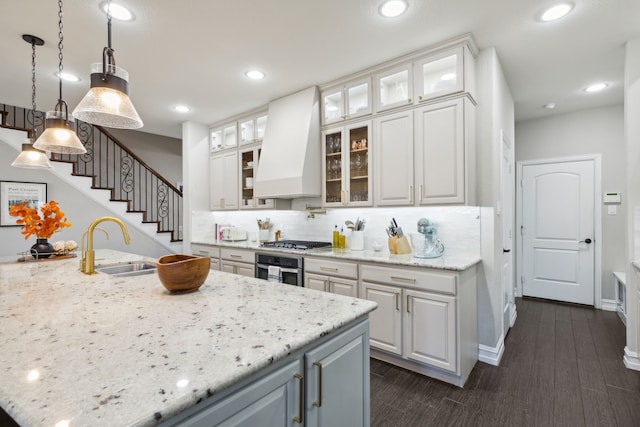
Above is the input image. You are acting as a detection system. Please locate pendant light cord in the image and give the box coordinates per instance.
[55,0,69,118]
[31,40,38,138]
[103,0,117,76]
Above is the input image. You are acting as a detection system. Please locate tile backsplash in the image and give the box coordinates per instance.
[192,205,480,257]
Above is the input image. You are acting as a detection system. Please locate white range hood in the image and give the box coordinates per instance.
[254,86,321,199]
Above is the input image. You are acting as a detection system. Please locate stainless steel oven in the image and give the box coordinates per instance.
[255,252,303,286]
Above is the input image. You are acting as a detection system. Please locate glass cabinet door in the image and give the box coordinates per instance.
[223,124,237,149]
[240,149,255,208]
[346,79,371,119]
[347,124,370,205]
[376,65,413,112]
[324,129,344,205]
[256,114,268,141]
[415,48,463,102]
[239,119,254,145]
[210,128,222,152]
[323,90,343,124]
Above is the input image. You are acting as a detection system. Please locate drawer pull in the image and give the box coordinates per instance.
[391,275,416,283]
[230,254,242,259]
[197,250,208,255]
[294,373,304,424]
[312,362,323,407]
[320,266,339,272]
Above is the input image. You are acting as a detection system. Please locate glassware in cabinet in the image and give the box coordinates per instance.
[240,149,256,208]
[324,130,343,205]
[347,125,370,204]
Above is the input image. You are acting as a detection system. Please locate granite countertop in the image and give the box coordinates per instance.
[192,239,481,271]
[0,250,376,427]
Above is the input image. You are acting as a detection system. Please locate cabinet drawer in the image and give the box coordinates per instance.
[305,257,358,279]
[191,244,220,259]
[221,248,254,263]
[360,264,457,295]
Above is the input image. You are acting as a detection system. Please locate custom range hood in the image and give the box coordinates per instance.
[254,86,321,198]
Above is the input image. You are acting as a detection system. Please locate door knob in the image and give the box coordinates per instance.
[503,249,511,253]
[579,238,592,244]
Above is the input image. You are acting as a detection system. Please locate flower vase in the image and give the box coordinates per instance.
[31,238,54,259]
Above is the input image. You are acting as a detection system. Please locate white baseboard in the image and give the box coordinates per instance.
[601,299,617,311]
[624,347,640,371]
[510,308,517,327]
[478,335,504,366]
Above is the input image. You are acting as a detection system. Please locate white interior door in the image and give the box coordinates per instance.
[500,131,514,333]
[521,160,595,305]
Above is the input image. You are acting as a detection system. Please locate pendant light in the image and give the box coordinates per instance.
[11,34,53,169]
[33,0,86,155]
[72,0,143,129]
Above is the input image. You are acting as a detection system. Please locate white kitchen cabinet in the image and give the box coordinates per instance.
[239,112,268,145]
[373,110,414,206]
[374,63,413,113]
[322,77,372,125]
[210,122,238,152]
[404,289,456,372]
[210,151,239,210]
[168,318,370,427]
[359,263,477,387]
[413,47,464,103]
[414,98,467,205]
[304,258,359,297]
[322,121,372,207]
[304,320,369,427]
[361,282,402,355]
[191,244,221,271]
[221,248,254,277]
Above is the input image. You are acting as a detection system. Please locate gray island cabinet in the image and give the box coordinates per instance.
[0,250,375,427]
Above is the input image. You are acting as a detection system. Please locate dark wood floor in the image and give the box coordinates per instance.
[370,297,640,427]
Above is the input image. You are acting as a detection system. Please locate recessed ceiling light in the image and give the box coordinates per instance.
[379,0,408,18]
[585,83,608,93]
[174,105,190,113]
[56,71,80,82]
[541,3,573,22]
[100,2,135,21]
[441,73,456,81]
[245,70,265,80]
[543,102,557,109]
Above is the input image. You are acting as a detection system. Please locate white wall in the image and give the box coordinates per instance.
[475,47,515,359]
[515,105,626,300]
[0,128,174,259]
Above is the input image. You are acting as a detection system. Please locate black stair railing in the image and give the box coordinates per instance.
[1,103,183,242]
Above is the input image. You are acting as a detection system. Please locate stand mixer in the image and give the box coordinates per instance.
[413,218,445,259]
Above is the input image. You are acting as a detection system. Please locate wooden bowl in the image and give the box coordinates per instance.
[157,254,210,294]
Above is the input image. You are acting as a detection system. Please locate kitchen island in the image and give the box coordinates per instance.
[0,250,376,426]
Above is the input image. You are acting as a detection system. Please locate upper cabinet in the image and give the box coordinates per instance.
[375,64,413,113]
[322,77,372,125]
[210,122,237,152]
[239,112,268,145]
[414,47,465,103]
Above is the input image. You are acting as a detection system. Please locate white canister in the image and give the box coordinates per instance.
[351,230,364,251]
[258,229,270,242]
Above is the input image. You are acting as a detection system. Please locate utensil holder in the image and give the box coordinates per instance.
[351,231,364,251]
[259,229,270,242]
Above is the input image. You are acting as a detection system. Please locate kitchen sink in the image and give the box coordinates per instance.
[96,261,157,277]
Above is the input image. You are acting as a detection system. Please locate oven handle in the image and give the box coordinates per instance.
[256,263,300,274]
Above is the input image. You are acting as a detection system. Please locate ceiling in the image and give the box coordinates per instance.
[1,0,639,139]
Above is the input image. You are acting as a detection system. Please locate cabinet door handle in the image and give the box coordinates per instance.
[408,185,413,204]
[419,184,423,201]
[407,294,411,313]
[320,266,338,272]
[312,361,323,407]
[419,95,423,101]
[395,293,400,311]
[408,98,412,104]
[293,373,304,424]
[391,275,416,283]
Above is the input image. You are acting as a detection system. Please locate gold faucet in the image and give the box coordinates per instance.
[80,217,131,274]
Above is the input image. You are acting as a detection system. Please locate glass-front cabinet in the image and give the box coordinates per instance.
[322,78,372,125]
[239,112,268,145]
[323,121,372,207]
[414,47,464,103]
[239,146,277,209]
[210,122,238,152]
[375,64,413,113]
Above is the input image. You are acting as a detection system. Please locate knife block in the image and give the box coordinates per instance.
[388,235,411,254]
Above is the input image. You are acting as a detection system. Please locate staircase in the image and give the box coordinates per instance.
[1,103,183,252]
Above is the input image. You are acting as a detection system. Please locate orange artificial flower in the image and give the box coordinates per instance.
[9,200,72,239]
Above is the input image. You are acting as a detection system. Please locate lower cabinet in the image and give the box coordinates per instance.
[220,248,255,277]
[304,257,359,298]
[161,319,370,427]
[191,244,221,271]
[360,263,477,387]
[305,273,358,298]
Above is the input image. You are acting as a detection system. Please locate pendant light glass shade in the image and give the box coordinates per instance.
[12,138,53,169]
[33,110,86,154]
[72,63,143,128]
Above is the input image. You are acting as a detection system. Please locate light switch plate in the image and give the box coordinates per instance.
[608,205,617,215]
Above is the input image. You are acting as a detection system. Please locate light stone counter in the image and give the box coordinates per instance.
[192,239,481,271]
[0,250,376,427]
